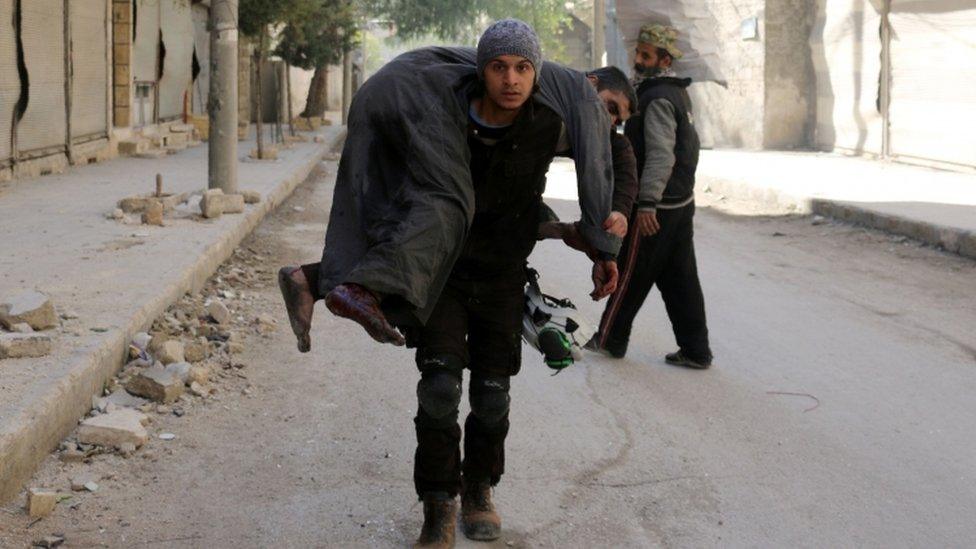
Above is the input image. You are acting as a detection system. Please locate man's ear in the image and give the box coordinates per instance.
[586,74,599,86]
[661,56,673,69]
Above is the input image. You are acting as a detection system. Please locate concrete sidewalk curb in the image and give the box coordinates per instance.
[701,176,976,260]
[0,129,346,504]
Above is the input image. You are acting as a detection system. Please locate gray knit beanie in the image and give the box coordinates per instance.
[476,19,543,81]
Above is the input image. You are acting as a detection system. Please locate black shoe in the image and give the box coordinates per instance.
[584,335,626,359]
[664,350,712,369]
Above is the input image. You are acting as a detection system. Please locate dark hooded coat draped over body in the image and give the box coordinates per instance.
[319,47,621,325]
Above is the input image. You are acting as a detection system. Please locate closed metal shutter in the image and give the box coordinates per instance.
[158,1,193,120]
[70,0,109,141]
[133,0,159,83]
[17,0,66,156]
[811,0,884,156]
[191,3,210,116]
[0,0,17,164]
[888,2,976,168]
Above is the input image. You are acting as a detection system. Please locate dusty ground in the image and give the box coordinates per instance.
[1,159,975,548]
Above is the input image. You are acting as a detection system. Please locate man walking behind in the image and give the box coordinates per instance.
[588,24,713,369]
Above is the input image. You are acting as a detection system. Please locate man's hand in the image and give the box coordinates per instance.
[603,211,628,238]
[590,259,618,300]
[635,210,660,237]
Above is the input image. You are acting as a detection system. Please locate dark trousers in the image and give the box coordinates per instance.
[409,270,525,497]
[597,202,711,360]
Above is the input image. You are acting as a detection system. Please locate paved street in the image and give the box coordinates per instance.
[2,159,975,548]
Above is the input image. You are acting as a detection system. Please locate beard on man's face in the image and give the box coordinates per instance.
[634,63,666,78]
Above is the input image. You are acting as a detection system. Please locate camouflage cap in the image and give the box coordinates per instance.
[637,24,683,60]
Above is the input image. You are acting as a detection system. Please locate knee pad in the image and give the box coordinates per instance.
[469,375,511,425]
[417,370,462,420]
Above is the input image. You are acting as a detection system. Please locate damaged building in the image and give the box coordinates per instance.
[605,0,976,171]
[0,0,342,182]
[0,0,255,181]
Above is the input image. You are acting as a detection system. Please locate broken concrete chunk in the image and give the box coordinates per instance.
[99,388,149,410]
[0,333,53,359]
[125,368,185,403]
[187,364,211,385]
[27,488,58,518]
[207,300,231,325]
[189,381,209,397]
[34,534,65,548]
[165,362,192,384]
[60,449,85,463]
[119,192,187,214]
[117,196,145,213]
[204,193,245,215]
[118,442,137,457]
[241,190,262,204]
[183,339,209,363]
[70,475,97,492]
[155,340,185,365]
[200,189,225,219]
[0,290,58,330]
[9,322,33,333]
[141,199,164,226]
[147,333,171,354]
[77,408,149,448]
[92,394,107,413]
[223,193,246,214]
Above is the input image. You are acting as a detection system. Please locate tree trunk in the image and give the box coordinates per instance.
[254,28,265,159]
[302,64,329,119]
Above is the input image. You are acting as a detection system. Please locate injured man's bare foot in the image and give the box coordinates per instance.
[325,283,406,346]
[278,266,316,353]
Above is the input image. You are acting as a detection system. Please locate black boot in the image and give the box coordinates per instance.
[460,478,501,541]
[414,492,457,549]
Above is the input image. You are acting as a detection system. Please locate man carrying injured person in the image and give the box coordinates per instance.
[280,66,639,352]
[279,20,627,548]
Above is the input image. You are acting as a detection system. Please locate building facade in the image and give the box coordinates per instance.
[0,0,262,182]
[1,0,115,180]
[607,0,976,171]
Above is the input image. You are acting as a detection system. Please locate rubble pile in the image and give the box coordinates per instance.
[111,175,263,224]
[21,245,281,521]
